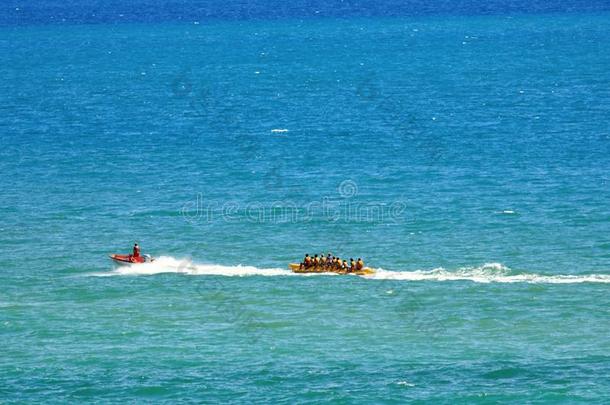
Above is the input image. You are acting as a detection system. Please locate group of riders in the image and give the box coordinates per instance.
[300,253,365,272]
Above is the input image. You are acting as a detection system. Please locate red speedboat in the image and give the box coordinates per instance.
[109,254,154,265]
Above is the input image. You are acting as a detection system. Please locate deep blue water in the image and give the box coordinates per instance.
[3,0,610,25]
[1,5,610,403]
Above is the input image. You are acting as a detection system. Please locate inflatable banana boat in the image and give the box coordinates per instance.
[288,263,375,276]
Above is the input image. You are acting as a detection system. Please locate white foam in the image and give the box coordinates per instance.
[92,256,295,277]
[369,263,610,284]
[92,257,610,284]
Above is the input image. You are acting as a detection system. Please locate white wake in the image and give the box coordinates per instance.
[369,263,610,284]
[92,257,610,284]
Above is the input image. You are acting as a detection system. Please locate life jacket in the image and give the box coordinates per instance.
[356,260,363,270]
[304,256,312,264]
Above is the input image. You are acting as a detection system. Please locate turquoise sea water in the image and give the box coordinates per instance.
[1,11,610,403]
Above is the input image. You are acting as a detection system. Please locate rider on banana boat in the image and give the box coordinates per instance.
[320,254,326,267]
[313,254,320,268]
[356,258,364,271]
[326,253,333,269]
[342,260,349,271]
[301,254,312,269]
[349,258,356,272]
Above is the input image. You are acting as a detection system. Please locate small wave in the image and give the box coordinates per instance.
[91,257,610,284]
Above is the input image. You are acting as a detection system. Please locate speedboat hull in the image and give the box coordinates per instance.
[109,254,151,265]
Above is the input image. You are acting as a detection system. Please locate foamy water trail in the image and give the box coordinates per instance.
[95,256,326,277]
[370,263,610,284]
[93,257,610,284]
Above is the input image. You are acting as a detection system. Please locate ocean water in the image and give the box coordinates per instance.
[1,5,610,403]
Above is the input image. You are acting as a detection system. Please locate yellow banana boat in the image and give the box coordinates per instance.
[288,263,375,276]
